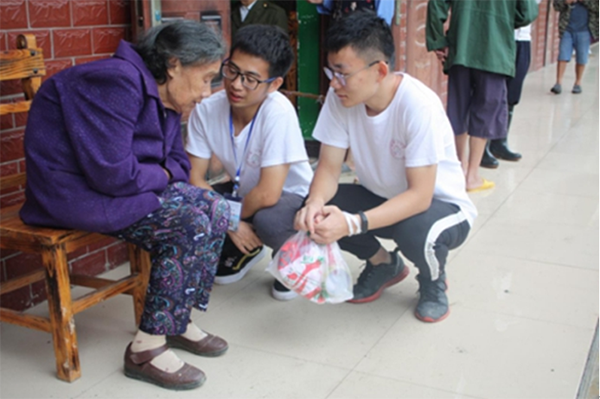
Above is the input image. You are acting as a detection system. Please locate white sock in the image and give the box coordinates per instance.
[131,330,184,373]
[180,321,208,342]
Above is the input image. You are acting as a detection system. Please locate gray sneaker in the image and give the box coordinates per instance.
[347,251,409,303]
[415,273,449,323]
[550,84,562,94]
[572,84,582,94]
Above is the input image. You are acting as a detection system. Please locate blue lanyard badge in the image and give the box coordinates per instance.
[229,110,258,197]
[225,110,258,231]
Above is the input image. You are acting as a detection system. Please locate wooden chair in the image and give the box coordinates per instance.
[0,34,151,383]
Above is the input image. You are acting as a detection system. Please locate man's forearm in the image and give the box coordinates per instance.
[306,166,340,206]
[241,189,278,219]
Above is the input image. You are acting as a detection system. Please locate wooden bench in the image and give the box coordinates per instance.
[0,34,151,383]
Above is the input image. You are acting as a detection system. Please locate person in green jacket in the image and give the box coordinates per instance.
[426,0,538,192]
[231,0,288,38]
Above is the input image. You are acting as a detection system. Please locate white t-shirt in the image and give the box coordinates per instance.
[186,90,313,198]
[240,0,257,22]
[515,24,532,41]
[312,73,477,226]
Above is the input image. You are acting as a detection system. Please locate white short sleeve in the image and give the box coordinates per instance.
[186,102,213,160]
[312,88,350,149]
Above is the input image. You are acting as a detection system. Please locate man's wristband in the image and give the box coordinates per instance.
[357,211,368,234]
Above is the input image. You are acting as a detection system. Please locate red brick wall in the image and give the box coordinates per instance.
[531,0,560,72]
[0,0,132,311]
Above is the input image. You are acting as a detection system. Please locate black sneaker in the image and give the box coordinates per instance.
[415,273,449,323]
[347,251,409,304]
[271,280,298,301]
[214,245,265,285]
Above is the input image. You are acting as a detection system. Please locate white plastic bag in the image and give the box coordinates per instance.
[267,231,353,304]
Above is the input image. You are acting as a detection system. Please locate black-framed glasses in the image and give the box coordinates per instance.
[323,60,382,87]
[220,59,276,91]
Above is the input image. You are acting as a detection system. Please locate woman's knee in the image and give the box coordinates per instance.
[208,193,230,235]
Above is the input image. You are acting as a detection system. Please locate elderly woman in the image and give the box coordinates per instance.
[20,21,229,390]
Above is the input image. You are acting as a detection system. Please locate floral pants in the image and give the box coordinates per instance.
[110,183,229,336]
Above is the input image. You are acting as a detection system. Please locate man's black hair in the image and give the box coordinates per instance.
[325,10,395,70]
[230,24,294,78]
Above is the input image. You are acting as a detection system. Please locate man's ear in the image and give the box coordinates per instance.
[376,60,390,81]
[268,76,285,93]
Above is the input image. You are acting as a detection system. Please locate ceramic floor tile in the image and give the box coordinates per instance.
[536,151,599,174]
[449,250,599,328]
[463,220,598,269]
[506,128,564,153]
[75,345,350,399]
[355,307,595,399]
[551,127,600,156]
[489,190,599,227]
[0,296,137,399]
[328,371,484,399]
[191,267,417,370]
[467,165,533,214]
[516,168,599,198]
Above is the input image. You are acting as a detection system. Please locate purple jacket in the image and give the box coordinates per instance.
[20,41,190,233]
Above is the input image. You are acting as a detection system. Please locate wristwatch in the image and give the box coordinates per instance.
[357,211,369,234]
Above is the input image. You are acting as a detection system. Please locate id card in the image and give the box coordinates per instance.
[224,193,242,231]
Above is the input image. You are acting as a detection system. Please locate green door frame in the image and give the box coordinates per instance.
[296,1,321,141]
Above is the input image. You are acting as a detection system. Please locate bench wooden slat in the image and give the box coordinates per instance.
[71,275,141,315]
[0,308,52,333]
[0,268,45,295]
[0,101,33,116]
[0,172,26,191]
[0,48,46,80]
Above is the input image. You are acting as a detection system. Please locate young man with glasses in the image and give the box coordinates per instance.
[186,25,313,300]
[294,11,477,322]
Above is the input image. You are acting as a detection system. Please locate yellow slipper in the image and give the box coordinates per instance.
[467,178,495,193]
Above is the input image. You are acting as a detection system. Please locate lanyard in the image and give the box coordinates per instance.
[229,110,258,196]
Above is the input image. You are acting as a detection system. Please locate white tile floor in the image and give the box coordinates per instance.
[1,48,598,399]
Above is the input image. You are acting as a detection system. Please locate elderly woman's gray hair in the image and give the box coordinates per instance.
[136,20,226,84]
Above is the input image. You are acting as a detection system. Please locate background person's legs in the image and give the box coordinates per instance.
[454,133,470,174]
[446,66,473,174]
[466,69,508,190]
[572,30,591,92]
[490,40,531,161]
[552,31,574,93]
[465,135,490,189]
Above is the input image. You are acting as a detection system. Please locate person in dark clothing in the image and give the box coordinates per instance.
[231,0,288,38]
[426,0,538,191]
[482,0,543,167]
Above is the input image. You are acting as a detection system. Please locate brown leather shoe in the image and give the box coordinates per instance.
[167,333,229,357]
[124,343,206,390]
